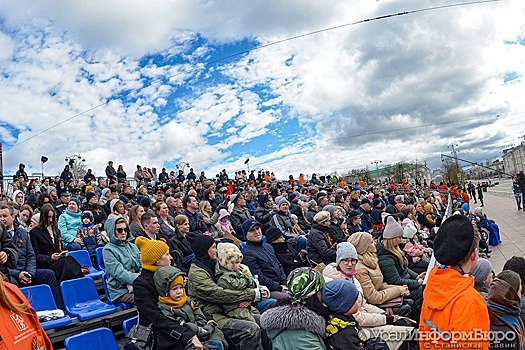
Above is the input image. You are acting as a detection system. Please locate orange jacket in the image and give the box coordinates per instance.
[450,186,459,200]
[419,265,489,350]
[0,282,53,350]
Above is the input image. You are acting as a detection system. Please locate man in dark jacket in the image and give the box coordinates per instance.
[518,171,525,211]
[182,195,208,234]
[105,161,117,181]
[356,198,373,232]
[241,219,289,300]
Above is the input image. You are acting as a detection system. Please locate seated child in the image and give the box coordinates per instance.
[323,279,368,350]
[153,265,226,350]
[77,211,104,265]
[216,243,275,322]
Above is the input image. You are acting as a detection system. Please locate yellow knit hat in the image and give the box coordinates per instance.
[135,236,169,272]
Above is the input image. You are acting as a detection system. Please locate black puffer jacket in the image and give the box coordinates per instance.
[307,222,336,265]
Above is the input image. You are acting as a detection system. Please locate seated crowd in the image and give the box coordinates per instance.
[0,162,522,350]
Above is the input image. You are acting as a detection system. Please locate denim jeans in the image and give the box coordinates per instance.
[64,242,82,251]
[256,298,277,313]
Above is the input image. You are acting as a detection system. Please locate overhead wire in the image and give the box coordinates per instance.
[7,0,504,152]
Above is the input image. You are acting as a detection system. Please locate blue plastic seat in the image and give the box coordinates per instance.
[68,250,104,279]
[239,241,246,251]
[20,284,72,330]
[64,327,119,350]
[96,247,105,270]
[101,273,132,310]
[61,277,116,321]
[122,315,138,336]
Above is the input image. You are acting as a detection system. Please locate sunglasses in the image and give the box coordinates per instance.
[116,227,129,234]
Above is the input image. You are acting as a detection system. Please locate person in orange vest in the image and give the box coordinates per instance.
[299,174,306,186]
[339,177,346,189]
[450,185,459,200]
[0,277,53,349]
[358,177,365,188]
[460,187,470,204]
[420,214,489,350]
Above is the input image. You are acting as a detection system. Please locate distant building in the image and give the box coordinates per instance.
[469,158,506,180]
[503,143,525,176]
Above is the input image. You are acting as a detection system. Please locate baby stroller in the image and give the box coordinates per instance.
[479,216,501,247]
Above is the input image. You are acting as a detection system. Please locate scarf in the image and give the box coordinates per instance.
[193,257,217,281]
[340,268,357,277]
[46,225,55,244]
[159,276,187,308]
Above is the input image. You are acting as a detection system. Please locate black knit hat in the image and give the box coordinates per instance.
[85,192,97,202]
[187,233,216,260]
[434,215,475,266]
[265,227,284,243]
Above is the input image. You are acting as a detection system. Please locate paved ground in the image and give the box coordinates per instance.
[474,184,525,273]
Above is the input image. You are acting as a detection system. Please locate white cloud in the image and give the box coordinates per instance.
[0,0,524,180]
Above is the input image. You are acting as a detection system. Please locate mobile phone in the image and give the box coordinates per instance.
[60,251,68,257]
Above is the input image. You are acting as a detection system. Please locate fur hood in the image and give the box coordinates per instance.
[260,304,326,338]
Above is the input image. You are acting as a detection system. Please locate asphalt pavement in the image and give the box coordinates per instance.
[474,182,525,273]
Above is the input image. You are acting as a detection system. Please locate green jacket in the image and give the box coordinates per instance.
[187,262,256,328]
[215,266,259,323]
[376,240,419,290]
[158,302,206,333]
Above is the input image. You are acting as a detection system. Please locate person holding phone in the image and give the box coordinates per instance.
[29,204,84,283]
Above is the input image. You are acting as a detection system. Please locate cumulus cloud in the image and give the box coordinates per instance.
[0,0,523,179]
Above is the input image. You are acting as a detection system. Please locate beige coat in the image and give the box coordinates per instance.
[323,263,414,350]
[354,259,401,305]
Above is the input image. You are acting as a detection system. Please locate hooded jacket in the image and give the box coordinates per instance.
[419,265,489,350]
[260,304,327,350]
[103,217,141,301]
[57,208,82,245]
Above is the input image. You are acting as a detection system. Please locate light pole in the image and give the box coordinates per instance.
[176,162,190,174]
[371,160,381,184]
[64,154,85,183]
[447,143,460,183]
[244,158,250,173]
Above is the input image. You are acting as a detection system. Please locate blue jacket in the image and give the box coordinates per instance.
[103,217,142,301]
[242,240,286,292]
[8,226,37,281]
[58,209,82,245]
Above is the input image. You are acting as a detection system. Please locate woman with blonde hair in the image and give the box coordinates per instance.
[347,231,410,314]
[376,216,424,322]
[154,201,175,239]
[168,215,194,272]
[199,200,220,238]
[0,278,53,349]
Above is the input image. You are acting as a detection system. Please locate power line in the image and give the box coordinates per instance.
[7,0,503,151]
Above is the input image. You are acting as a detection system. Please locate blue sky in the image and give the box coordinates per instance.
[0,0,524,179]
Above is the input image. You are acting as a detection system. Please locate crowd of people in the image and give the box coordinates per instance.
[0,161,524,350]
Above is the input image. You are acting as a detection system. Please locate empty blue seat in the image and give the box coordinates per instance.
[96,247,105,270]
[64,327,119,350]
[122,315,138,336]
[68,250,104,279]
[101,273,132,310]
[20,284,72,330]
[239,241,246,251]
[61,277,116,321]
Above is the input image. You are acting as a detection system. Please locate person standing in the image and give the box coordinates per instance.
[518,171,525,211]
[513,177,522,210]
[419,214,489,349]
[477,183,485,207]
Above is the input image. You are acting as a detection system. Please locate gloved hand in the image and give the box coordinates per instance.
[207,319,218,328]
[197,326,212,341]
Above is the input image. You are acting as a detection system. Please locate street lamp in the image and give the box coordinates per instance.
[176,162,190,174]
[244,158,250,173]
[64,154,85,183]
[371,160,382,170]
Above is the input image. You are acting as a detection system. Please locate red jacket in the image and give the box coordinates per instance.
[0,282,53,350]
[420,266,489,349]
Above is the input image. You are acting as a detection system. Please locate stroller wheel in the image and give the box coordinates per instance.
[480,227,490,243]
